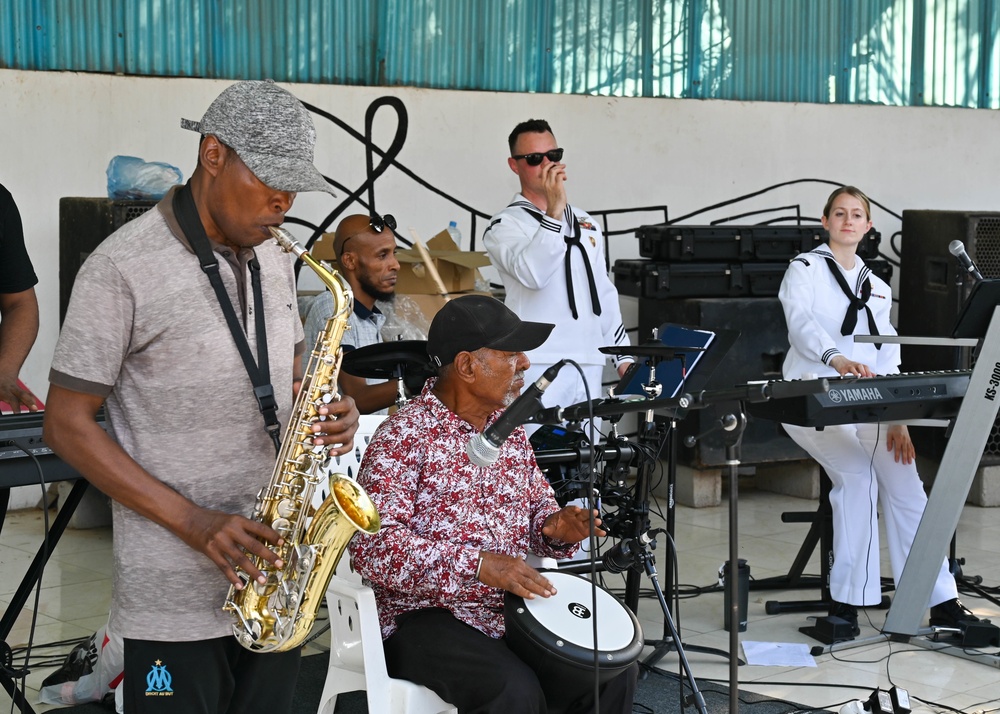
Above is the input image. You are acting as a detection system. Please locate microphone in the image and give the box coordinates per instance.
[466,361,565,467]
[602,530,656,574]
[949,240,984,281]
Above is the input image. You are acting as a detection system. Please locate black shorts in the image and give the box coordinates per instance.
[121,636,300,714]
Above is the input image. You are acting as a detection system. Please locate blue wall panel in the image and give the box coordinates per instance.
[1,0,998,108]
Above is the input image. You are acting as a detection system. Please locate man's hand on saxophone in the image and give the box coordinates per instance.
[182,508,287,589]
[291,339,360,456]
[308,394,360,455]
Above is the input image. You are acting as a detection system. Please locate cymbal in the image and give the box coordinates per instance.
[341,340,436,379]
[599,343,707,359]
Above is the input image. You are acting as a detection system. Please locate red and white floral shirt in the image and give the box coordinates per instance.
[348,379,578,639]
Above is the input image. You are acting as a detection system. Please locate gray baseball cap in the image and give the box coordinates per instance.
[181,79,334,195]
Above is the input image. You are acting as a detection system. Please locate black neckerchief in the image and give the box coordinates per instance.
[173,184,282,453]
[823,254,881,350]
[519,204,601,320]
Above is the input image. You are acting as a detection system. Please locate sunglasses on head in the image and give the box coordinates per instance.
[512,148,564,166]
[339,213,398,255]
[369,213,397,233]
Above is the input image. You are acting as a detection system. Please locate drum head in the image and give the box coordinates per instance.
[516,571,636,651]
[504,571,642,710]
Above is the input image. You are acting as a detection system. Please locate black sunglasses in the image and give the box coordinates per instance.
[369,213,397,233]
[339,213,398,255]
[512,148,564,167]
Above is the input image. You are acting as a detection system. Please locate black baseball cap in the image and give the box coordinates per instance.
[427,295,554,367]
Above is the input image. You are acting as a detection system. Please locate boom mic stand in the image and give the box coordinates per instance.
[597,341,737,672]
[721,410,748,714]
[606,529,708,714]
[634,403,734,671]
[662,402,751,713]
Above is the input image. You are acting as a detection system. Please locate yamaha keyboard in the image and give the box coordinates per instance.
[746,371,971,427]
[0,411,106,489]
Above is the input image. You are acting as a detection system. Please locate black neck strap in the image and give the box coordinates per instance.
[173,184,282,453]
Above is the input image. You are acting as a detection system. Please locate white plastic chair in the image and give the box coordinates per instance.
[314,413,457,713]
[317,572,458,714]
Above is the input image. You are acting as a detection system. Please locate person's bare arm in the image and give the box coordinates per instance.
[43,384,285,588]
[339,371,397,414]
[0,287,39,412]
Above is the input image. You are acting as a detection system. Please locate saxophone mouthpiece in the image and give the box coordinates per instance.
[269,226,303,257]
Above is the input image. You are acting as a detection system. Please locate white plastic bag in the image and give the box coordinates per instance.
[38,624,124,707]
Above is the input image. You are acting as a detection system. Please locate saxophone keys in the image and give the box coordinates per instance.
[296,545,315,573]
[271,517,293,537]
[278,581,301,609]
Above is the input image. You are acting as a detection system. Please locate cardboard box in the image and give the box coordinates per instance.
[311,231,338,261]
[309,228,491,295]
[397,230,491,294]
[393,291,491,335]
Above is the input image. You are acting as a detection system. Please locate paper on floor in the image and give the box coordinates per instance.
[741,640,817,667]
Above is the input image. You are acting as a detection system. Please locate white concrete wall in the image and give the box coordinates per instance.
[3,68,1000,505]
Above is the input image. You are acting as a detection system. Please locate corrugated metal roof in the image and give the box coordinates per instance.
[1,0,998,108]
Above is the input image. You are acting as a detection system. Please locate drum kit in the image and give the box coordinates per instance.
[341,339,437,407]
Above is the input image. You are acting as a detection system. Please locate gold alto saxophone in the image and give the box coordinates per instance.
[224,226,381,653]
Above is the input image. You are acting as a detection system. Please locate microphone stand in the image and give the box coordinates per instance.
[649,406,748,714]
[637,394,734,672]
[613,530,708,714]
[721,410,748,714]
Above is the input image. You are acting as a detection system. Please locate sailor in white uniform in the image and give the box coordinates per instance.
[484,119,631,434]
[779,185,976,634]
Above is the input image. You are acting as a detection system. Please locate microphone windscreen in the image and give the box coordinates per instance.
[466,435,500,468]
[948,239,965,257]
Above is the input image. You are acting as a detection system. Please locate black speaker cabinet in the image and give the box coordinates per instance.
[898,210,1000,369]
[898,209,1000,463]
[59,198,157,323]
[637,297,808,468]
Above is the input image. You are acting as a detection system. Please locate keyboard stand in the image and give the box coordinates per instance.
[1,480,89,714]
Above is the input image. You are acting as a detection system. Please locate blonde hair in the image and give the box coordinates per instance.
[823,185,871,221]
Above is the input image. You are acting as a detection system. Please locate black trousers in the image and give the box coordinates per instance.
[121,636,301,714]
[383,608,639,714]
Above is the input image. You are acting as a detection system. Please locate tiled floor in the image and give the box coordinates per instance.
[2,481,999,713]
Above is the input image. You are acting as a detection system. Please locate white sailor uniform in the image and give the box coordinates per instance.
[483,194,631,416]
[778,246,957,607]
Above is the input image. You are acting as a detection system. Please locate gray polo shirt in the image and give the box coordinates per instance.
[50,193,304,641]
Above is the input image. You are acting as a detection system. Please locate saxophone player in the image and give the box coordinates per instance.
[43,80,359,714]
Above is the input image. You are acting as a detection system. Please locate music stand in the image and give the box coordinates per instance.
[814,279,1000,664]
[953,278,1000,338]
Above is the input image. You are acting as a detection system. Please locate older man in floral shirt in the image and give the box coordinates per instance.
[349,294,638,714]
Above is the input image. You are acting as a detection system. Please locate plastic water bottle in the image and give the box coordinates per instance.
[446,220,462,249]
